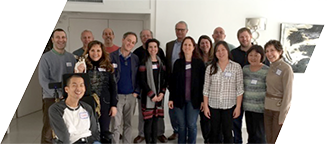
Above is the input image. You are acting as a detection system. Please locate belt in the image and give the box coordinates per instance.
[74,137,88,144]
[266,93,282,107]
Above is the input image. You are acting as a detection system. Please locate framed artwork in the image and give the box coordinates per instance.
[280,23,324,73]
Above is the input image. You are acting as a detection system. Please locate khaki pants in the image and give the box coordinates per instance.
[41,98,55,144]
[264,109,283,144]
[111,94,137,144]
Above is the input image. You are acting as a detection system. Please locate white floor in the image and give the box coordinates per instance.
[2,109,248,144]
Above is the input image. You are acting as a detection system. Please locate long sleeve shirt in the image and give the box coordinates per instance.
[203,60,244,109]
[265,58,294,124]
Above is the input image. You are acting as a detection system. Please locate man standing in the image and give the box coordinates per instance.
[165,21,189,141]
[103,28,119,53]
[49,74,100,144]
[110,32,140,144]
[212,27,236,51]
[39,28,77,143]
[133,29,167,143]
[72,30,94,57]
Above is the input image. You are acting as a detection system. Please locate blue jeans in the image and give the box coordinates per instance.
[169,108,179,134]
[174,101,200,144]
[233,108,244,144]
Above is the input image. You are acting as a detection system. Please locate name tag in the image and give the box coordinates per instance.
[113,63,118,68]
[185,64,191,70]
[79,112,89,119]
[66,62,72,67]
[276,69,282,76]
[251,79,258,85]
[224,72,232,77]
[98,68,106,72]
[152,64,158,70]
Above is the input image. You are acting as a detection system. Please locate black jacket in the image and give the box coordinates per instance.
[169,58,205,109]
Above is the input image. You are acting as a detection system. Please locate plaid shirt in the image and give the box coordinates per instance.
[203,60,244,109]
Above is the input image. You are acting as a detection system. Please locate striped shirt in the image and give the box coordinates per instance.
[203,60,244,109]
[242,65,269,113]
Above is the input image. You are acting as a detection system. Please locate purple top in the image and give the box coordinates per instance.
[185,62,192,101]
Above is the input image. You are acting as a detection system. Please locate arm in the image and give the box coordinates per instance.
[38,55,55,97]
[49,103,70,143]
[233,64,244,118]
[109,72,118,117]
[158,64,167,102]
[133,56,141,97]
[85,103,100,142]
[203,66,211,119]
[279,66,294,125]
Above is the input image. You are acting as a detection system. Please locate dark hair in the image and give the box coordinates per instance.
[144,38,160,63]
[123,31,138,43]
[264,40,283,58]
[210,41,233,75]
[246,45,265,63]
[84,40,114,73]
[197,35,214,62]
[51,28,66,38]
[179,36,200,59]
[66,75,84,87]
[237,27,252,38]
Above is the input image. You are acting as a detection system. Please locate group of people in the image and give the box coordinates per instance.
[39,20,293,144]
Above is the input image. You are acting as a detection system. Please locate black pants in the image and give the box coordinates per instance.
[209,106,234,143]
[200,111,210,143]
[144,116,158,144]
[245,111,266,143]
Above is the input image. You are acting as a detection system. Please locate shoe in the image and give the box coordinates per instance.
[167,133,178,140]
[157,135,168,143]
[133,135,145,143]
[120,134,122,139]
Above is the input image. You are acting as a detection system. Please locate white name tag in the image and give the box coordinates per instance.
[113,63,118,68]
[98,68,106,72]
[276,69,282,76]
[79,112,89,119]
[251,79,258,85]
[66,62,72,67]
[185,64,191,70]
[152,64,158,70]
[224,72,232,77]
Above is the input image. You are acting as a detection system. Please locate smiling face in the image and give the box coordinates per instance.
[200,38,211,54]
[81,31,94,48]
[52,31,67,51]
[215,44,229,61]
[102,28,115,44]
[212,27,226,43]
[88,44,102,62]
[65,76,86,100]
[238,30,252,49]
[182,38,195,56]
[248,50,262,65]
[175,22,188,41]
[265,44,282,62]
[140,30,152,46]
[122,34,137,52]
[147,42,158,58]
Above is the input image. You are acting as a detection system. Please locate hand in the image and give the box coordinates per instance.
[133,93,138,98]
[204,106,210,119]
[200,102,204,112]
[75,63,85,73]
[233,106,241,119]
[151,95,158,102]
[157,93,164,102]
[109,106,117,117]
[168,101,174,109]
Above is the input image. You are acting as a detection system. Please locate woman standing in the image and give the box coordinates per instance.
[76,40,118,141]
[264,40,293,143]
[168,36,205,144]
[203,41,244,144]
[138,39,167,144]
[197,35,213,143]
[243,45,269,143]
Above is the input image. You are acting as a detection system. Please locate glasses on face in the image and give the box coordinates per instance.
[175,28,186,32]
[214,31,225,35]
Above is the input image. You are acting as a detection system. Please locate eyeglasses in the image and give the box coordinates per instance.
[175,28,186,32]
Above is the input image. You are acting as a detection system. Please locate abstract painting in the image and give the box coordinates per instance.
[280,23,324,73]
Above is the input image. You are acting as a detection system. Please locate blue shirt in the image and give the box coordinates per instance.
[117,52,133,94]
[171,40,182,70]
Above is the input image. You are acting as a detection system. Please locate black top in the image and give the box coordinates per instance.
[231,46,270,68]
[88,61,118,107]
[169,58,205,109]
